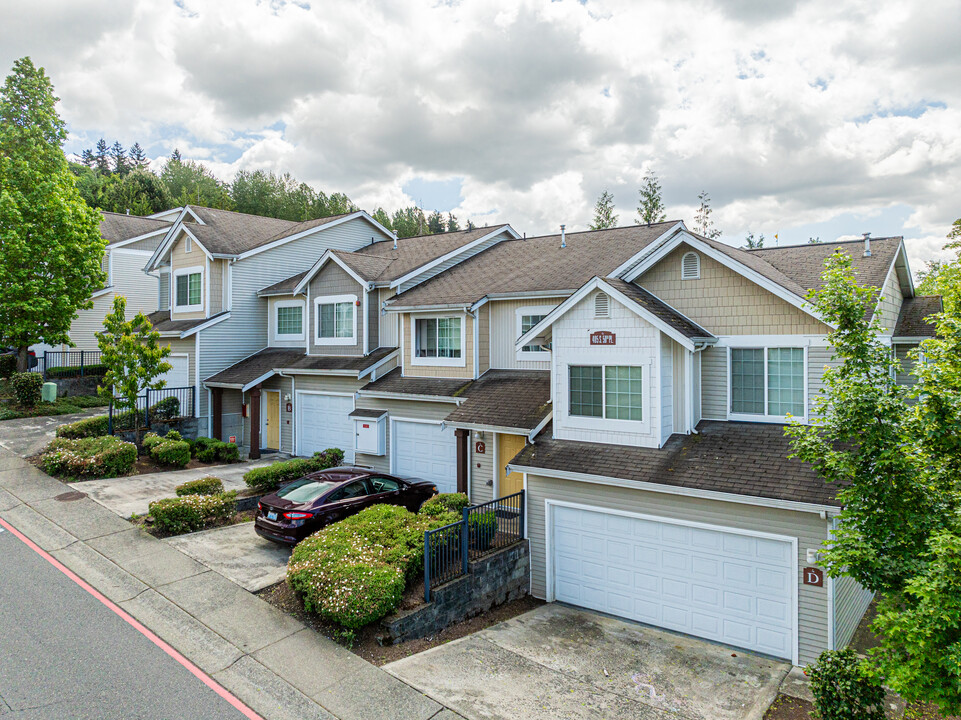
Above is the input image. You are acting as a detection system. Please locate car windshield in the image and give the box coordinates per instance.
[276,479,340,503]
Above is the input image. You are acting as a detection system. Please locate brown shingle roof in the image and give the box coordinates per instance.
[605,279,715,341]
[329,250,395,282]
[100,212,171,245]
[388,222,681,307]
[258,272,308,296]
[444,370,551,431]
[147,310,226,335]
[204,346,398,386]
[280,346,397,373]
[894,296,942,338]
[359,368,472,398]
[509,420,837,507]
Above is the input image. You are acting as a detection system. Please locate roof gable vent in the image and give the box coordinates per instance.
[681,251,700,280]
[594,292,610,318]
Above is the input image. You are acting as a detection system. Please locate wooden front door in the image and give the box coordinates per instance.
[264,390,280,449]
[497,433,527,497]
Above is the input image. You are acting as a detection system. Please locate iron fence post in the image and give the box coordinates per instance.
[107,400,113,436]
[519,490,525,539]
[192,386,196,418]
[461,508,470,575]
[144,388,150,429]
[424,531,431,603]
[79,350,84,377]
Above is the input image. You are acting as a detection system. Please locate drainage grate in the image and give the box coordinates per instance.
[54,491,86,502]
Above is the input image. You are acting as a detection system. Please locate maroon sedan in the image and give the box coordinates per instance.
[254,466,438,545]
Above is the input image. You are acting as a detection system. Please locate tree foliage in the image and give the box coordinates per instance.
[160,151,232,209]
[590,189,618,230]
[917,218,961,313]
[744,231,765,249]
[693,190,721,238]
[636,170,666,225]
[391,206,428,238]
[0,57,105,370]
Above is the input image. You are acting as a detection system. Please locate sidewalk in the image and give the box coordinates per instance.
[0,449,462,720]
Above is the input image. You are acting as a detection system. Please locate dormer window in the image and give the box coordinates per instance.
[173,267,203,311]
[412,315,465,367]
[594,292,610,318]
[681,251,700,280]
[315,294,356,345]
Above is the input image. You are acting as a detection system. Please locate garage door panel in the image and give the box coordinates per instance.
[297,394,354,462]
[551,506,795,661]
[393,420,456,493]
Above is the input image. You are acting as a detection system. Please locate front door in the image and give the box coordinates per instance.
[263,390,280,449]
[497,433,527,496]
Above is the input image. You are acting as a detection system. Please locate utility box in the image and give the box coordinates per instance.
[41,382,57,403]
[352,410,387,456]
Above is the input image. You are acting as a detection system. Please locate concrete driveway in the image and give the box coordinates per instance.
[0,408,105,457]
[386,603,789,720]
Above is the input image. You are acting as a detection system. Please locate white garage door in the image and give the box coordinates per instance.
[297,393,354,463]
[392,420,457,493]
[159,356,189,388]
[551,505,795,660]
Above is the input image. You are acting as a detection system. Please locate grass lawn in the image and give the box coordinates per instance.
[0,394,108,421]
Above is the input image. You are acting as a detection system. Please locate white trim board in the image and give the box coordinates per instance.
[237,211,394,261]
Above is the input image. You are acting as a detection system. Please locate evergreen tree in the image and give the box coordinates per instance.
[808,236,821,244]
[427,210,445,234]
[161,154,231,209]
[589,190,618,230]
[94,138,110,174]
[110,140,127,175]
[446,213,460,232]
[371,207,392,232]
[128,142,149,169]
[693,190,721,239]
[744,232,765,249]
[637,170,666,225]
[103,169,173,215]
[80,148,95,167]
[169,148,182,162]
[391,207,428,238]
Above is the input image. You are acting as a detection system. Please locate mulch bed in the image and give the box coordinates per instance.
[131,509,256,539]
[257,578,544,666]
[763,694,814,720]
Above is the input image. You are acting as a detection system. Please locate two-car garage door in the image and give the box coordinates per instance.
[551,504,796,661]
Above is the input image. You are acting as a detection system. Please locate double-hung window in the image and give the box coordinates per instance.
[730,347,805,420]
[413,317,462,364]
[273,301,304,341]
[174,270,202,310]
[315,295,355,344]
[569,365,643,421]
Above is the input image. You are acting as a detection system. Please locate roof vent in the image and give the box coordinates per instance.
[560,224,566,249]
[863,232,871,257]
[681,251,700,280]
[594,292,609,318]
[393,236,398,250]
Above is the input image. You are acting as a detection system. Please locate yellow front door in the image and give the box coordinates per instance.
[497,433,527,497]
[264,390,280,449]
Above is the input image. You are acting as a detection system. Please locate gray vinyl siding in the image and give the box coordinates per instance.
[395,229,514,294]
[122,234,165,252]
[525,474,832,665]
[807,346,841,419]
[700,345,727,420]
[353,397,458,474]
[159,272,169,311]
[692,350,702,423]
[894,343,919,388]
[221,389,244,445]
[833,575,873,649]
[469,436,495,505]
[308,262,365,356]
[368,290,379,351]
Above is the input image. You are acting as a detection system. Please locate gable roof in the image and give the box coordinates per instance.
[100,212,172,245]
[386,222,682,308]
[443,370,552,433]
[894,295,942,339]
[604,279,716,341]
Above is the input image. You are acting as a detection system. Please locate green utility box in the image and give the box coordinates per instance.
[41,382,57,403]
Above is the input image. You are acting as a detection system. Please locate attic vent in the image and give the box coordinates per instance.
[594,292,610,318]
[681,251,700,280]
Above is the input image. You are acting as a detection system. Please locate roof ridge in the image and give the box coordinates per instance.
[747,236,903,251]
[187,204,302,225]
[514,220,681,243]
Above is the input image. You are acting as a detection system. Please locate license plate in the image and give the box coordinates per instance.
[267,511,278,521]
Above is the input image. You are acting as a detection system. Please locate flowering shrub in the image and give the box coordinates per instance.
[419,492,470,517]
[40,436,137,479]
[244,448,345,492]
[56,414,110,438]
[151,439,191,468]
[149,491,237,535]
[175,476,224,497]
[288,504,458,629]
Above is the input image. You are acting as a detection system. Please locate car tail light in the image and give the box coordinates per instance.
[257,502,263,512]
[283,511,314,520]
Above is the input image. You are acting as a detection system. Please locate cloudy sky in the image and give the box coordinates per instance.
[4,0,960,271]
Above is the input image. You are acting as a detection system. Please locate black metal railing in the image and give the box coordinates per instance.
[424,490,525,602]
[108,385,195,433]
[36,350,105,379]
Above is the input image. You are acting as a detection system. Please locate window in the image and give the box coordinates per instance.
[414,317,462,359]
[730,347,805,419]
[681,251,700,280]
[276,305,303,336]
[327,480,370,502]
[594,292,610,318]
[569,365,643,421]
[175,271,202,308]
[369,477,401,493]
[315,295,356,344]
[184,236,192,253]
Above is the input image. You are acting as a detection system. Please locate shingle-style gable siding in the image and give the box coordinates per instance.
[875,265,904,333]
[637,243,828,335]
[308,262,365,356]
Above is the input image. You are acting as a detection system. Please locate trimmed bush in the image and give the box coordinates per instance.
[244,447,345,492]
[10,372,43,407]
[191,436,218,457]
[149,491,237,535]
[164,429,183,441]
[175,476,224,497]
[150,395,181,421]
[0,354,16,378]
[807,649,886,720]
[45,363,107,379]
[40,436,137,479]
[195,439,239,463]
[56,414,109,438]
[419,492,470,517]
[288,504,458,629]
[142,432,164,453]
[151,439,191,468]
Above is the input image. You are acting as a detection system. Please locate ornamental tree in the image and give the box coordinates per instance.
[0,57,105,370]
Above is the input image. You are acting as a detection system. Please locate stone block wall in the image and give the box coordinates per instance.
[53,376,104,397]
[380,540,529,644]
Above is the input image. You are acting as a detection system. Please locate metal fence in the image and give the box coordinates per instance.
[31,350,105,379]
[424,490,525,602]
[108,385,195,433]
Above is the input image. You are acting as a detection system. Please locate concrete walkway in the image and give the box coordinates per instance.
[0,448,460,720]
[0,407,105,457]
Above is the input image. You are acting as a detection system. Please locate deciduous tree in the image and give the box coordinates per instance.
[693,190,721,238]
[161,151,231,209]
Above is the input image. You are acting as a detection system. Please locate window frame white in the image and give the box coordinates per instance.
[727,345,808,423]
[172,265,204,312]
[270,298,306,344]
[563,361,651,432]
[515,304,554,359]
[314,294,357,346]
[410,313,466,367]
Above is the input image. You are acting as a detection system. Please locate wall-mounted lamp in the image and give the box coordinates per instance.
[283,393,291,402]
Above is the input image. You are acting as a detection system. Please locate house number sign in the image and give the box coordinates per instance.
[803,567,824,587]
[590,331,616,345]
[475,441,486,454]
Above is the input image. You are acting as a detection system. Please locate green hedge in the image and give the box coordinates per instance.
[10,372,43,407]
[40,436,137,479]
[288,504,458,629]
[149,491,237,535]
[419,492,470,517]
[142,432,165,453]
[151,439,191,468]
[0,354,16,378]
[175,476,225,497]
[45,364,107,379]
[808,649,885,720]
[243,448,345,492]
[192,437,239,463]
[57,414,110,438]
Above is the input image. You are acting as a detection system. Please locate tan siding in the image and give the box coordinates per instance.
[209,259,225,314]
[378,289,399,348]
[478,303,490,375]
[834,575,873,649]
[700,345,728,420]
[875,266,904,333]
[169,232,206,320]
[637,244,828,335]
[308,262,365,356]
[489,298,564,370]
[526,474,831,665]
[894,343,919,388]
[402,313,475,379]
[353,397,458,473]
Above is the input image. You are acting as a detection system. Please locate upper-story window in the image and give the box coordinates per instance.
[315,294,356,345]
[681,251,700,280]
[273,299,305,342]
[174,267,203,311]
[570,365,643,421]
[517,305,553,355]
[730,347,805,420]
[412,316,463,366]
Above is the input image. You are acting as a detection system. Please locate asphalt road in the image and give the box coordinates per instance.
[0,523,252,720]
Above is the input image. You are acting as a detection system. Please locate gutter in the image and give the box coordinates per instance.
[356,390,466,405]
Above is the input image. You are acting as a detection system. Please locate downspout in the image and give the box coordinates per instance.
[363,284,371,356]
[279,370,294,455]
[690,341,710,434]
